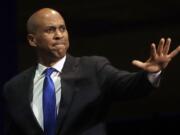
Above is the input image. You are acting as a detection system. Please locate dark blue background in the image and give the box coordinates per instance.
[0,0,17,134]
[0,0,180,134]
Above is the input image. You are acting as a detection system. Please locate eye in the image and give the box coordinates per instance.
[59,25,66,32]
[46,27,56,33]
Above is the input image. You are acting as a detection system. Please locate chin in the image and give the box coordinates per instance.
[55,51,66,59]
[52,45,68,59]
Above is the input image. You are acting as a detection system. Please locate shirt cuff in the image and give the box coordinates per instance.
[147,71,161,87]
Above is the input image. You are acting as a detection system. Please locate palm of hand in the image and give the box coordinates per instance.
[132,38,180,73]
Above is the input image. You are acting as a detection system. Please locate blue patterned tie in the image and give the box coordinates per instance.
[43,68,57,135]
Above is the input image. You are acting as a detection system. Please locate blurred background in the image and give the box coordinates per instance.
[1,0,180,134]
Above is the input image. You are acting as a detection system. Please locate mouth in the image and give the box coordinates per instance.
[53,42,65,46]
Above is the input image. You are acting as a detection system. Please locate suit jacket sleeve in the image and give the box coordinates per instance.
[94,56,154,100]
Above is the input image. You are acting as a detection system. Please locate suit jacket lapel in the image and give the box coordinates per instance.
[20,56,79,134]
[56,55,79,133]
[22,56,79,134]
[19,55,79,134]
[21,66,44,134]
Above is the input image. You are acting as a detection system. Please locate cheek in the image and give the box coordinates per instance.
[65,40,69,49]
[36,36,53,48]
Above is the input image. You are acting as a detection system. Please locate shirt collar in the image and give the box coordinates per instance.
[36,55,66,75]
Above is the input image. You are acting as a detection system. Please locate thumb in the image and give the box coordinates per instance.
[132,60,145,69]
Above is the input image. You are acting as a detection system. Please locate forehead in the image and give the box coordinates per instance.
[36,12,65,28]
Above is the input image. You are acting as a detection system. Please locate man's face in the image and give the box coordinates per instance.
[29,11,69,60]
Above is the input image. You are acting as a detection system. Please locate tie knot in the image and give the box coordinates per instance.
[44,67,56,77]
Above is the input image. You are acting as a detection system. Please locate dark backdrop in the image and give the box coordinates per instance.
[1,0,180,134]
[0,0,17,134]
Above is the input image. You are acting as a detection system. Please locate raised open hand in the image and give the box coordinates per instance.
[132,38,180,73]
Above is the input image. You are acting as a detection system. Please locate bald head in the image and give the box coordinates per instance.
[27,8,63,34]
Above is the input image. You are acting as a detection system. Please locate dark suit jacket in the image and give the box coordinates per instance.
[2,55,154,135]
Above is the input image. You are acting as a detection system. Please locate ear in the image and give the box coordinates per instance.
[27,34,37,47]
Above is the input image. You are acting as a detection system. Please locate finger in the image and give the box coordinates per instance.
[150,43,157,58]
[157,38,165,55]
[168,45,180,58]
[163,37,171,55]
[132,60,145,69]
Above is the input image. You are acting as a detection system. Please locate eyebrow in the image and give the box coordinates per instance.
[46,24,65,28]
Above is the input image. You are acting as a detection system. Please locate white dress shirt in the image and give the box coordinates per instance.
[31,55,161,129]
[148,71,161,87]
[31,55,66,129]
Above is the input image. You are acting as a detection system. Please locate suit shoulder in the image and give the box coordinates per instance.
[4,66,35,88]
[78,55,110,64]
[71,56,112,72]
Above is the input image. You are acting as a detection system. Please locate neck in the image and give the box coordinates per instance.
[37,55,63,67]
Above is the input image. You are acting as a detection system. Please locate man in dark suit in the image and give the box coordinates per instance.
[1,8,180,135]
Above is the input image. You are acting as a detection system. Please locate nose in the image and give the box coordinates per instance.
[54,29,63,40]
